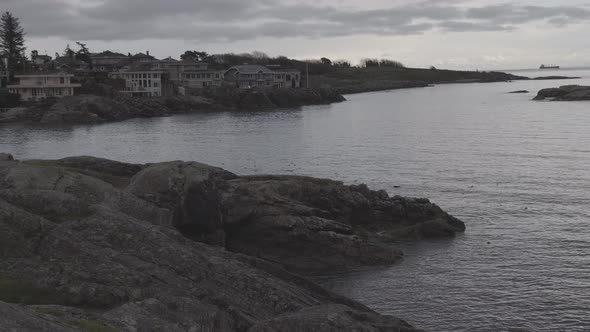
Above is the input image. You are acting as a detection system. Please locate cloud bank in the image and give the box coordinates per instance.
[6,0,590,42]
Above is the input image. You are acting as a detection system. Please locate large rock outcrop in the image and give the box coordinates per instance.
[0,154,464,331]
[534,85,590,101]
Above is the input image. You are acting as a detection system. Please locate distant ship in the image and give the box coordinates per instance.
[540,64,560,69]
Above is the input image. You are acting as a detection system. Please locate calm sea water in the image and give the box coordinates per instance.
[2,69,590,331]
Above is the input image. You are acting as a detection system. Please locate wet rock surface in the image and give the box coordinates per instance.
[0,154,463,331]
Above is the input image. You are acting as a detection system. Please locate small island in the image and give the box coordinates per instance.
[534,85,590,101]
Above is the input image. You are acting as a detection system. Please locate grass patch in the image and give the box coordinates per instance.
[32,306,68,318]
[74,320,121,332]
[23,161,131,188]
[0,276,63,305]
[33,307,121,332]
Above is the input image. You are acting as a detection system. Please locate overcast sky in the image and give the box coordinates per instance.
[6,0,590,70]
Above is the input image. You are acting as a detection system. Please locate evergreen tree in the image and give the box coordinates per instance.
[75,42,92,68]
[63,44,75,58]
[0,12,26,72]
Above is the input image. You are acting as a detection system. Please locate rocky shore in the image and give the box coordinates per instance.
[0,87,346,125]
[533,85,590,101]
[0,153,465,331]
[534,85,590,101]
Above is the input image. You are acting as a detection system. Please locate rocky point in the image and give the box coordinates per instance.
[0,154,465,331]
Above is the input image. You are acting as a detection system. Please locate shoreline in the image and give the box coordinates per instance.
[1,73,582,126]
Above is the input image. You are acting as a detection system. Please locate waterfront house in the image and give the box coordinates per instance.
[268,66,301,88]
[7,72,82,101]
[167,61,209,82]
[224,65,301,89]
[166,61,224,95]
[223,65,276,88]
[109,63,167,97]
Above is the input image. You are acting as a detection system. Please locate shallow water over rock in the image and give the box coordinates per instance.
[2,68,590,331]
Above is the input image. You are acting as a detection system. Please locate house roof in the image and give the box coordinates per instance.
[228,65,273,74]
[91,51,127,58]
[132,53,155,59]
[159,57,178,62]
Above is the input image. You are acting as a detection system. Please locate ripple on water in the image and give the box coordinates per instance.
[2,70,590,331]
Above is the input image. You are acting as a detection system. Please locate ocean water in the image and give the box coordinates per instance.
[1,69,590,331]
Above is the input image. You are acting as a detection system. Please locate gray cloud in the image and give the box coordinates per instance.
[6,0,590,42]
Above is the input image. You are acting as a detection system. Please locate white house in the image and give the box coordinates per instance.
[109,63,165,97]
[7,72,81,101]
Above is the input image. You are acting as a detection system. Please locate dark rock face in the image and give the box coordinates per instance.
[534,85,590,101]
[221,176,464,273]
[0,154,463,331]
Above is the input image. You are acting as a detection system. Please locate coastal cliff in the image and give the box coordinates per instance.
[0,153,464,331]
[0,87,346,125]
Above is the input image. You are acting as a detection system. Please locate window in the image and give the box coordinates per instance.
[154,82,159,87]
[148,80,152,88]
[215,73,220,78]
[143,73,147,79]
[154,74,159,78]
